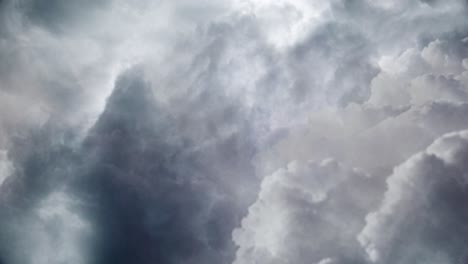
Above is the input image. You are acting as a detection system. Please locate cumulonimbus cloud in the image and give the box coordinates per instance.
[0,0,468,264]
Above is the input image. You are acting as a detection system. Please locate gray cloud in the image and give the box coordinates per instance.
[0,0,468,264]
[76,68,256,264]
[359,130,468,264]
[233,159,381,264]
[0,66,259,263]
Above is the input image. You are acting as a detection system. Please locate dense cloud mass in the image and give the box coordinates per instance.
[359,130,468,264]
[0,0,468,264]
[233,159,380,264]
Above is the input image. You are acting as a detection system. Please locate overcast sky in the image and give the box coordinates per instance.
[0,0,468,264]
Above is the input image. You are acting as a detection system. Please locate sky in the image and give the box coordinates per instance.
[0,0,468,263]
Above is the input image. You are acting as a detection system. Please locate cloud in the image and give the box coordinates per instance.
[0,66,259,263]
[0,150,13,186]
[232,159,380,264]
[257,32,468,178]
[359,130,468,264]
[72,68,258,264]
[232,2,468,264]
[234,127,468,264]
[0,0,468,264]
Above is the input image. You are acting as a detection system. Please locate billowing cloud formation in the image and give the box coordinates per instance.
[0,0,468,264]
[232,1,468,264]
[359,130,468,264]
[234,131,468,264]
[75,68,256,264]
[233,159,379,264]
[0,65,258,264]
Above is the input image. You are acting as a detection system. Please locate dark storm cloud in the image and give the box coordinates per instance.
[78,68,214,263]
[0,123,81,263]
[20,0,110,34]
[0,66,259,264]
[73,68,258,264]
[1,0,468,264]
[0,1,261,262]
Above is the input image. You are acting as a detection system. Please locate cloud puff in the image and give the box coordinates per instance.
[233,159,380,264]
[233,130,468,264]
[359,130,468,264]
[258,33,468,178]
[232,2,468,264]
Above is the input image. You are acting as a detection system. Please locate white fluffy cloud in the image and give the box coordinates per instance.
[232,2,468,264]
[235,130,468,264]
[257,34,468,178]
[233,159,379,264]
[359,130,468,264]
